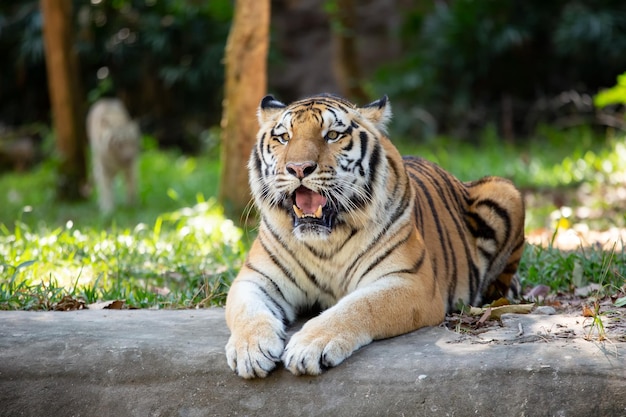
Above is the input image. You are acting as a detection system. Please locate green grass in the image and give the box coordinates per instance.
[519,239,625,294]
[0,200,247,310]
[1,147,222,231]
[1,127,625,310]
[0,146,251,310]
[396,124,626,188]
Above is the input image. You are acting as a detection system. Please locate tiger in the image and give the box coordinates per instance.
[225,94,525,379]
[86,98,140,214]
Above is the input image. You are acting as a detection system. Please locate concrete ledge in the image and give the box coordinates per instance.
[1,309,624,417]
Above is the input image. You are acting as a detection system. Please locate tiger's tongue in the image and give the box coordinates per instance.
[295,187,327,214]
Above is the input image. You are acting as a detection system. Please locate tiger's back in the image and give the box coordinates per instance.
[403,156,525,311]
[224,94,525,378]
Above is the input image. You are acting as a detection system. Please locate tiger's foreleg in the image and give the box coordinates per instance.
[282,274,444,376]
[224,269,296,379]
[93,158,115,214]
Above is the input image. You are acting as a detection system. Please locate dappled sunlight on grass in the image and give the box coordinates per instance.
[0,200,246,310]
[0,149,244,309]
[523,138,626,232]
[160,200,243,246]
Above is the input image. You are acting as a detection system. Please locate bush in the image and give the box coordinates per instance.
[373,0,626,140]
[0,0,233,151]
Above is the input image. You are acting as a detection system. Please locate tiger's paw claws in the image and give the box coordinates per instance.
[282,331,354,376]
[225,326,285,379]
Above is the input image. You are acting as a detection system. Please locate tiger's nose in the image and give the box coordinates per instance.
[286,161,317,179]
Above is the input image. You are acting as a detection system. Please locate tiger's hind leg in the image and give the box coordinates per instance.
[465,177,525,304]
[482,247,524,303]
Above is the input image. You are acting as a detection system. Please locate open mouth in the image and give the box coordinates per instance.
[291,186,336,231]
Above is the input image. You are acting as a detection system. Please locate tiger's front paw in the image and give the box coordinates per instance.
[282,325,368,376]
[225,320,286,379]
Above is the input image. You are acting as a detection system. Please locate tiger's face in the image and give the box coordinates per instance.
[249,94,392,240]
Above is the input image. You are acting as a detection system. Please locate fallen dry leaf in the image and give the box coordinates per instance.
[582,304,595,317]
[53,295,86,311]
[87,300,125,310]
[490,297,510,307]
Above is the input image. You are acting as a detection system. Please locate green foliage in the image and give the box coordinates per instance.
[79,0,233,143]
[0,0,233,143]
[0,2,48,125]
[594,72,626,108]
[373,0,626,139]
[553,3,626,63]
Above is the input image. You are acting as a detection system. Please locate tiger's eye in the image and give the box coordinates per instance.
[275,132,289,144]
[326,131,339,141]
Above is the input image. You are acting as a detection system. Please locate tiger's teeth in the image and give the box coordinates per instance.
[293,205,305,218]
[293,204,324,219]
[314,205,323,219]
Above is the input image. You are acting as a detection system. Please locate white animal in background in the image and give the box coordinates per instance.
[86,98,140,214]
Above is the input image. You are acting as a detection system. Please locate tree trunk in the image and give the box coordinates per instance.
[40,0,87,201]
[219,0,270,223]
[330,0,369,104]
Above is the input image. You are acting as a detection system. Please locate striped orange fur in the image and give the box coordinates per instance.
[225,94,525,378]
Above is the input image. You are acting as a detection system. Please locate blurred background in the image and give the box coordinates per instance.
[2,0,626,146]
[2,0,626,231]
[2,0,626,227]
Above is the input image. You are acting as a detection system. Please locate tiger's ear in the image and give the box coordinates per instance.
[257,95,286,126]
[359,95,392,133]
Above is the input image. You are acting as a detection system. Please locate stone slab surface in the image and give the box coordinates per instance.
[0,309,624,417]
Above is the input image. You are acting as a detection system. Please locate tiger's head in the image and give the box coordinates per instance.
[249,94,392,240]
